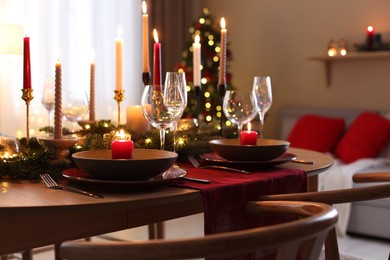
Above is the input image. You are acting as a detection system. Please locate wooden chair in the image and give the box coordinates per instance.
[257,172,390,260]
[59,200,337,260]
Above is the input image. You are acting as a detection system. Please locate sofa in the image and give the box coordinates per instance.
[276,106,390,240]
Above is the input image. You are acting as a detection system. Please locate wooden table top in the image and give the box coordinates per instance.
[0,148,333,255]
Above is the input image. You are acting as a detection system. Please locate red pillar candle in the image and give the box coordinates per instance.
[240,122,258,145]
[366,25,375,50]
[23,36,32,89]
[153,29,162,86]
[112,130,134,159]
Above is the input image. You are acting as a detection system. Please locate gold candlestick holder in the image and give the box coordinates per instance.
[21,89,34,145]
[114,90,125,126]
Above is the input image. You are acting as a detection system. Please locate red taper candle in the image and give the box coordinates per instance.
[23,36,32,89]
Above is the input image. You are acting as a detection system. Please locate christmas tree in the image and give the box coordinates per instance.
[174,8,234,127]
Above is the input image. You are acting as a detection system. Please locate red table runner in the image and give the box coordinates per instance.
[174,163,307,235]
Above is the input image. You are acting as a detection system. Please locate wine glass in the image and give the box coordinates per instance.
[252,76,272,138]
[62,91,89,133]
[223,90,257,135]
[163,72,187,175]
[41,77,55,127]
[141,85,174,151]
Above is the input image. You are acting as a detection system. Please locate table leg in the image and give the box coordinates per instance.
[148,222,165,239]
[21,250,32,260]
[307,175,318,192]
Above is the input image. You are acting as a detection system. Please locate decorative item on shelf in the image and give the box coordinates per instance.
[338,39,347,56]
[327,39,338,57]
[366,25,375,51]
[355,26,390,52]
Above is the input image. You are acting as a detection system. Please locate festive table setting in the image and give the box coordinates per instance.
[0,2,336,258]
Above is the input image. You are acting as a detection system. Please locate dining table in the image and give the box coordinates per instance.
[0,147,333,259]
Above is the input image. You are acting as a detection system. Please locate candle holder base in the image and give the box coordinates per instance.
[217,84,226,136]
[21,89,34,145]
[142,72,151,86]
[114,90,125,126]
[37,136,78,161]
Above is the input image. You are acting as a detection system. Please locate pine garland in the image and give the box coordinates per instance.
[0,120,236,181]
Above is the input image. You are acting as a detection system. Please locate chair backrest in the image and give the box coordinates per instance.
[257,172,390,260]
[60,201,337,260]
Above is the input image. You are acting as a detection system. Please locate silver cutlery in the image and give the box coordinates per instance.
[292,159,314,165]
[181,176,211,184]
[188,156,250,174]
[40,173,104,198]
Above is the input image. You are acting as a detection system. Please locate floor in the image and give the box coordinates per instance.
[8,213,390,260]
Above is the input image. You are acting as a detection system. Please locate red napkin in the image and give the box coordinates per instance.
[175,163,307,235]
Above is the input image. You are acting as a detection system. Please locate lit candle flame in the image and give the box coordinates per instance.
[195,34,200,44]
[247,122,252,132]
[367,25,374,32]
[142,1,147,14]
[153,29,159,43]
[117,25,123,38]
[116,129,126,139]
[220,17,226,29]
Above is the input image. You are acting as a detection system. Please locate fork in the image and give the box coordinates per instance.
[40,173,103,198]
[188,156,250,174]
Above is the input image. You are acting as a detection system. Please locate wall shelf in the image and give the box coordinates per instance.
[306,51,390,86]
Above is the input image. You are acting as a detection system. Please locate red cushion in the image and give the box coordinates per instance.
[288,114,345,153]
[334,112,390,163]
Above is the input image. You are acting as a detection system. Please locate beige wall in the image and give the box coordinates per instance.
[205,0,390,138]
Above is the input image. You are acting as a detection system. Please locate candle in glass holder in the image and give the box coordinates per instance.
[112,129,134,159]
[240,122,258,145]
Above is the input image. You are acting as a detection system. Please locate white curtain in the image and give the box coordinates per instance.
[0,0,142,137]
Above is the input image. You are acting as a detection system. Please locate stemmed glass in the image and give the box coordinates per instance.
[163,72,187,175]
[252,76,272,138]
[41,77,55,127]
[141,85,174,151]
[62,91,89,133]
[223,90,257,135]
